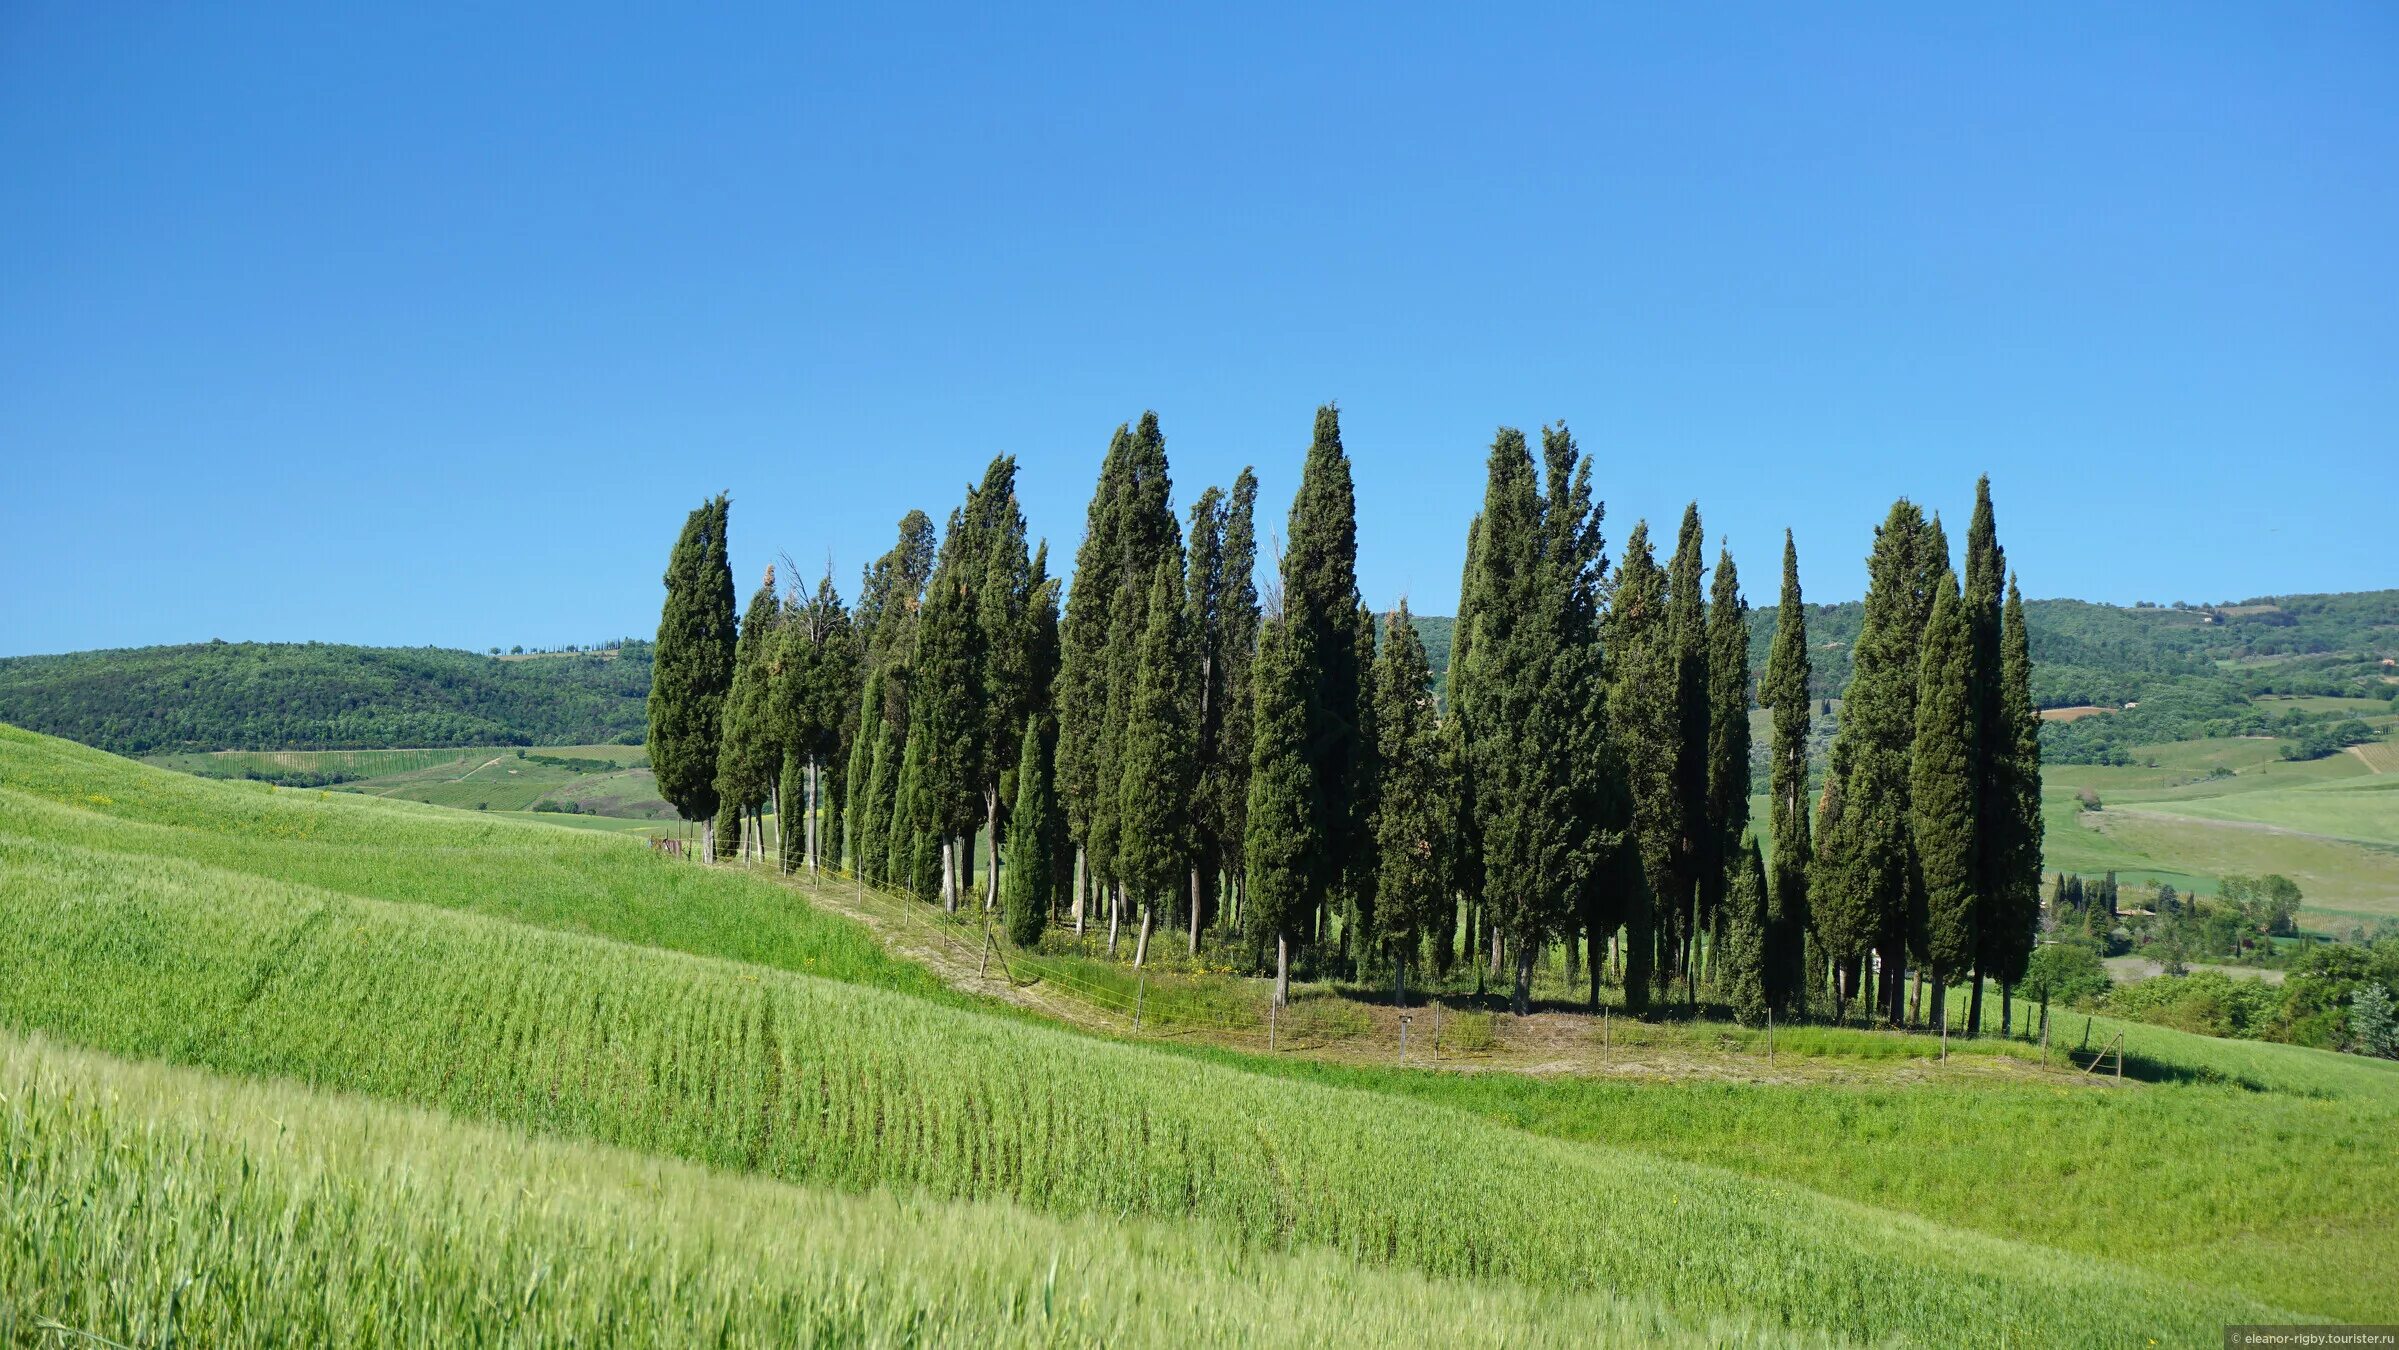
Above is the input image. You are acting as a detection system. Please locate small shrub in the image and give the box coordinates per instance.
[1439,1011,1497,1055]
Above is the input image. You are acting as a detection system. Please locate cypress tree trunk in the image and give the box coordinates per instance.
[941,840,957,913]
[1133,903,1153,968]
[1189,866,1202,955]
[985,788,1001,912]
[1274,932,1290,1007]
[1512,942,1535,1016]
[1967,958,1986,1038]
[2001,982,2014,1040]
[1072,847,1086,935]
[1564,929,1580,992]
[1107,880,1122,956]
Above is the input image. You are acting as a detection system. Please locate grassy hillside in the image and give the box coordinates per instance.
[3,725,2391,1341]
[0,640,653,753]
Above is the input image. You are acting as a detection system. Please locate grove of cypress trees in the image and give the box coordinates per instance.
[1703,539,1751,988]
[1371,601,1448,1007]
[647,494,738,855]
[1912,570,1978,1033]
[716,564,784,861]
[1760,531,1813,1018]
[1116,559,1196,968]
[1001,713,1059,948]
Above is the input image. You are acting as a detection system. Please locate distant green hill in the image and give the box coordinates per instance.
[0,641,653,754]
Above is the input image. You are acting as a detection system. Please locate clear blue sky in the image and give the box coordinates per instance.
[3,3,2392,657]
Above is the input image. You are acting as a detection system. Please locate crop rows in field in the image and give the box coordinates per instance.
[0,826,2294,1345]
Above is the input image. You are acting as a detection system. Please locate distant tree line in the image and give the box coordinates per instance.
[646,410,2047,1030]
[0,641,655,754]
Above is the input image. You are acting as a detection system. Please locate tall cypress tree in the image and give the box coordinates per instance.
[971,457,1037,910]
[851,666,897,885]
[1608,521,1671,1014]
[1280,405,1365,964]
[1961,476,2005,1035]
[912,498,986,911]
[1703,539,1752,990]
[1824,499,1940,1025]
[1372,601,1449,1007]
[716,564,784,861]
[1244,616,1314,1005]
[1989,575,2044,1030]
[1115,559,1196,967]
[1721,834,1772,1026]
[1913,570,1978,1033]
[856,510,936,674]
[1001,713,1059,947]
[648,495,738,855]
[1183,485,1232,951]
[1345,601,1381,976]
[774,569,858,874]
[1759,531,1813,1018]
[1440,513,1484,984]
[1216,471,1261,922]
[1055,425,1131,932]
[1663,504,1710,1004]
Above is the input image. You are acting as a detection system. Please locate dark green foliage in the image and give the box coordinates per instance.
[1001,715,1058,947]
[1663,505,1710,991]
[852,668,897,885]
[1183,486,1235,933]
[1822,499,1942,1023]
[1446,425,1612,1012]
[1721,836,1772,1027]
[1212,470,1262,889]
[886,727,925,896]
[1115,561,1197,928]
[1243,617,1314,1003]
[1372,602,1448,1004]
[1279,406,1367,957]
[1987,577,2044,990]
[0,641,655,754]
[1609,522,1672,1013]
[712,799,743,861]
[856,511,936,673]
[1704,541,1751,954]
[1912,572,1978,1004]
[774,569,860,872]
[970,457,1039,896]
[715,567,784,818]
[648,495,738,825]
[1760,532,1812,1017]
[912,501,987,880]
[1055,425,1132,877]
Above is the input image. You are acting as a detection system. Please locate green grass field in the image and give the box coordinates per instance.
[146,743,673,818]
[7,724,2395,1342]
[2041,731,2399,922]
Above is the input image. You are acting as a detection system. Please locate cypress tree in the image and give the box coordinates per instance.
[1440,513,1484,984]
[1663,504,1710,1005]
[774,569,858,874]
[1913,570,1978,1034]
[1759,531,1813,1018]
[1345,601,1381,977]
[1214,470,1262,935]
[1280,405,1365,968]
[1824,499,1940,1025]
[1990,575,2044,1028]
[716,564,784,861]
[1055,425,1130,932]
[1244,616,1314,1006]
[1704,539,1751,991]
[1721,834,1772,1027]
[1116,559,1196,967]
[1810,754,1866,1022]
[912,499,986,911]
[852,668,897,885]
[972,457,1037,910]
[1001,713,1059,947]
[1608,521,1671,1014]
[1372,602,1448,1006]
[1184,485,1232,952]
[856,510,936,673]
[647,494,738,854]
[1961,476,2004,1034]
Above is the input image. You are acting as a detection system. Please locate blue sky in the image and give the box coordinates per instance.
[2,3,2392,657]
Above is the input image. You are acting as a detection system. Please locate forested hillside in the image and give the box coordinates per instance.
[0,641,653,753]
